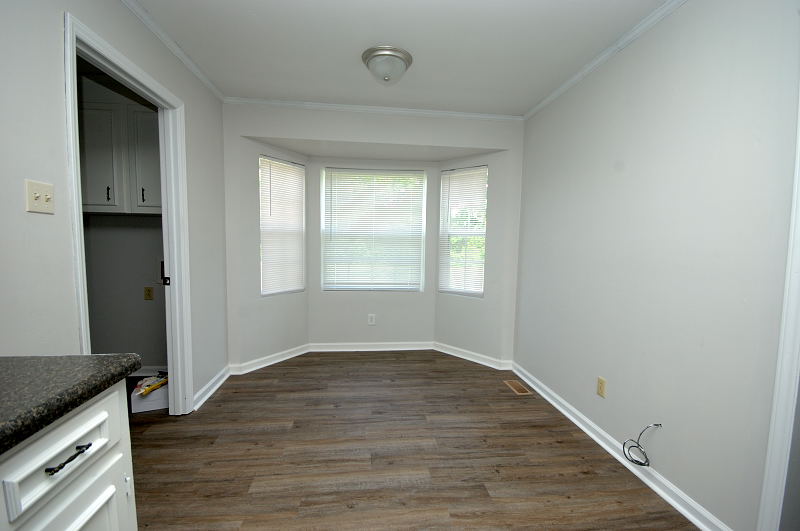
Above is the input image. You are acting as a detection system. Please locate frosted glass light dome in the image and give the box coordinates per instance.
[362,46,413,86]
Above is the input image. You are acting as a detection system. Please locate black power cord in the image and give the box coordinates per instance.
[622,423,662,467]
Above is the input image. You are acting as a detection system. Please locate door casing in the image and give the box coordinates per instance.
[64,13,194,415]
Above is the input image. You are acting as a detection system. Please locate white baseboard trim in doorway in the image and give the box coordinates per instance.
[193,365,230,411]
[511,362,730,531]
[434,342,512,370]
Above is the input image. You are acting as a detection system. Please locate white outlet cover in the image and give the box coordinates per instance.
[25,180,55,214]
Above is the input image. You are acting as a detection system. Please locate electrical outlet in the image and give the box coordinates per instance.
[597,376,607,398]
[144,287,154,300]
[367,313,376,326]
[25,179,55,214]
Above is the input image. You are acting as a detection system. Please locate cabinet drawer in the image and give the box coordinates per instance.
[1,387,122,524]
[20,451,134,531]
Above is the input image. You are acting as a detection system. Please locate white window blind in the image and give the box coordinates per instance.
[259,156,305,295]
[322,168,426,291]
[439,165,488,295]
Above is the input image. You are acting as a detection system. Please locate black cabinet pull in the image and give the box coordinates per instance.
[106,186,111,202]
[141,187,146,203]
[44,443,92,476]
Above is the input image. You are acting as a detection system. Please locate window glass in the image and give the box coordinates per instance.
[259,156,305,295]
[322,168,426,291]
[439,166,488,295]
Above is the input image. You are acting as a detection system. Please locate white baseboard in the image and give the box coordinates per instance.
[225,341,508,386]
[193,365,230,411]
[229,343,311,375]
[229,341,440,377]
[434,342,512,370]
[308,341,435,352]
[511,362,731,531]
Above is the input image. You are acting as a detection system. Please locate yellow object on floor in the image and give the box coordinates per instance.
[136,376,168,397]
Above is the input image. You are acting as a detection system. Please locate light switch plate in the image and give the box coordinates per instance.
[25,180,55,214]
[596,376,607,398]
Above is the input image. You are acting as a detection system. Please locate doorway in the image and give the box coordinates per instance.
[77,56,170,412]
[65,13,193,414]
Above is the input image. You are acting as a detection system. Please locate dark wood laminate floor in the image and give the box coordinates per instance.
[130,350,694,530]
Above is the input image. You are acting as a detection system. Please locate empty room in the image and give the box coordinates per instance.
[1,1,799,530]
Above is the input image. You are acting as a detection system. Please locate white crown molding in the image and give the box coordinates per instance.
[120,0,224,101]
[223,97,524,122]
[523,0,688,120]
[512,362,731,531]
[120,0,684,121]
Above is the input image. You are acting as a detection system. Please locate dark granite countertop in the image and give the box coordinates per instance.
[0,354,141,455]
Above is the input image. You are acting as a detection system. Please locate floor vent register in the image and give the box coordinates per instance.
[503,380,532,395]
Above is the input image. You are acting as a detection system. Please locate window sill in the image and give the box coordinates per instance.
[438,289,484,299]
[261,288,306,297]
[322,287,423,293]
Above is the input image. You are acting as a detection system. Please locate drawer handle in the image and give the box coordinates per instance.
[44,443,92,476]
[106,186,111,202]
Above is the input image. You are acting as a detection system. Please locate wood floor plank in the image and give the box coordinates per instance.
[249,467,432,496]
[130,350,694,529]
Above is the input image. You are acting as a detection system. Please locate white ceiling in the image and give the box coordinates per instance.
[246,137,502,162]
[136,0,666,116]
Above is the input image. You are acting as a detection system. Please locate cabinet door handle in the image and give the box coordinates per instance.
[44,442,92,476]
[106,186,111,202]
[141,187,146,203]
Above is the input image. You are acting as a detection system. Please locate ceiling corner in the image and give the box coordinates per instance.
[119,0,225,101]
[523,0,689,121]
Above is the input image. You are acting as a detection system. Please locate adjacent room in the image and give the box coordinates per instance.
[1,1,799,530]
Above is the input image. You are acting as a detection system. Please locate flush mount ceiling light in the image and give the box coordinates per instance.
[362,46,413,86]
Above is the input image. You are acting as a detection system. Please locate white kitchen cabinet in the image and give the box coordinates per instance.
[79,103,126,213]
[127,106,161,213]
[0,381,138,530]
[80,101,160,215]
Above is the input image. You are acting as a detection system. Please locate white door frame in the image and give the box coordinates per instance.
[757,61,800,529]
[64,13,194,415]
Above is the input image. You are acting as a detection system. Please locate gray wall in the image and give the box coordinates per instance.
[223,137,310,369]
[0,1,228,397]
[306,157,439,346]
[84,214,167,367]
[514,1,799,529]
[435,149,522,361]
[222,103,523,367]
